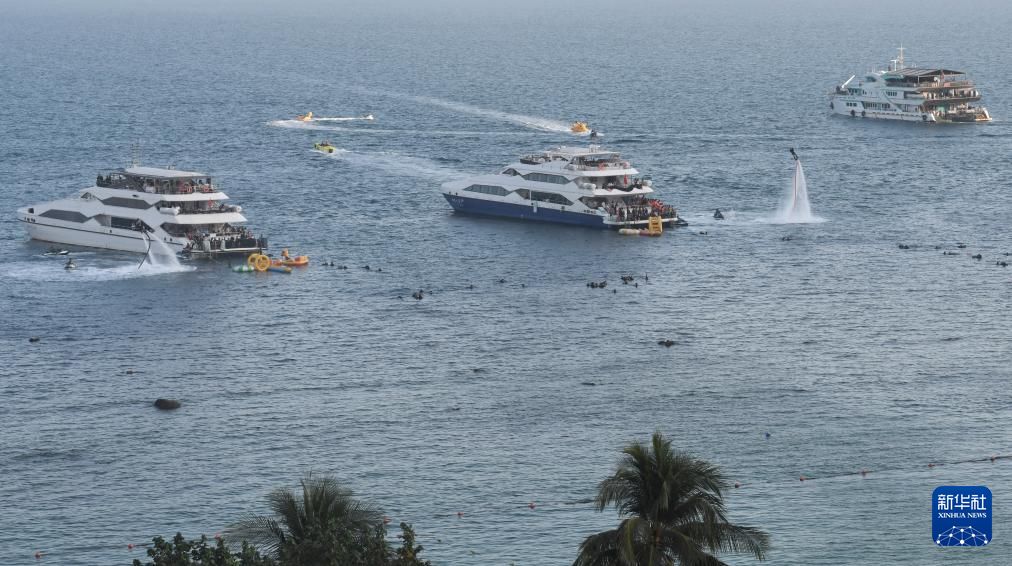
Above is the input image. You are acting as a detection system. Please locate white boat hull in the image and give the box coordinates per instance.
[830,99,936,122]
[20,217,183,253]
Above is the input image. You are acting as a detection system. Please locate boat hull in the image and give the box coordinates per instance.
[442,194,684,229]
[830,101,936,122]
[444,193,609,228]
[20,218,165,253]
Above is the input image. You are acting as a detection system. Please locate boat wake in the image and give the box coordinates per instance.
[3,258,194,282]
[403,94,574,133]
[268,119,349,131]
[311,115,374,122]
[316,147,469,182]
[271,121,527,137]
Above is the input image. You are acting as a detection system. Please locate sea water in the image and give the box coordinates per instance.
[1,1,1011,564]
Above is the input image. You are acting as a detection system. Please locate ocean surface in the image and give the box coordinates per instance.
[1,1,1010,564]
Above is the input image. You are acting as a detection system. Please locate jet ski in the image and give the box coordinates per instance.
[296,112,314,122]
[571,121,590,134]
[360,113,375,121]
[314,141,337,154]
[64,257,77,270]
[44,246,69,256]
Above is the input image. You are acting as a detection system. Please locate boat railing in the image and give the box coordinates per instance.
[567,161,632,172]
[606,205,678,223]
[95,176,217,195]
[187,232,267,252]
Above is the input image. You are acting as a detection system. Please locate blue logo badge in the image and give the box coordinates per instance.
[933,486,991,546]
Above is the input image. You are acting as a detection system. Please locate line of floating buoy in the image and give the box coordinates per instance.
[618,228,662,237]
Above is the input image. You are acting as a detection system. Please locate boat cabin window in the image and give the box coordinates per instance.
[523,172,569,185]
[39,210,88,223]
[101,196,152,209]
[530,191,573,206]
[464,184,510,196]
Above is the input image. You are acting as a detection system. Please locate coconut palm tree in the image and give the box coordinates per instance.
[574,432,770,566]
[231,472,384,564]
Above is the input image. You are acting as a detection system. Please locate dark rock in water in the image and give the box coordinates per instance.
[713,209,724,220]
[658,339,675,347]
[154,398,181,410]
[28,336,40,343]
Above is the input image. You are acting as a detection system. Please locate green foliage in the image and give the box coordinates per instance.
[136,473,432,565]
[132,533,277,566]
[392,523,431,566]
[573,431,771,566]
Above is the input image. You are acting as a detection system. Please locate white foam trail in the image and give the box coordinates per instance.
[3,257,194,282]
[142,238,185,270]
[270,121,525,136]
[316,147,469,183]
[407,95,574,133]
[770,160,825,224]
[311,116,374,122]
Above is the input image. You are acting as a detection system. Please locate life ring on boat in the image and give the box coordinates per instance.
[922,114,928,122]
[850,109,856,117]
[247,253,261,267]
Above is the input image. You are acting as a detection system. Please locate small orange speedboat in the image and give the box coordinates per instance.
[296,112,314,122]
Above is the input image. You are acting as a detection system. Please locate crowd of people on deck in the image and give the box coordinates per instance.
[183,226,266,252]
[600,197,678,222]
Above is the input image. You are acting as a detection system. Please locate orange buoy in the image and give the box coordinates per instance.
[127,543,134,550]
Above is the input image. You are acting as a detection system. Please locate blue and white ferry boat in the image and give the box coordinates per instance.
[441,145,686,229]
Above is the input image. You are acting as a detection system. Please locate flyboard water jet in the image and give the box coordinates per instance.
[773,147,820,223]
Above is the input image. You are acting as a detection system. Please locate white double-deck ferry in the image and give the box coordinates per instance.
[830,48,991,123]
[17,166,266,256]
[441,145,686,229]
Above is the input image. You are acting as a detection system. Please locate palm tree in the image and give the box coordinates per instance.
[574,432,770,566]
[231,472,384,564]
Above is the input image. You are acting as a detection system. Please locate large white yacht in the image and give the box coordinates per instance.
[830,48,991,123]
[17,166,266,256]
[441,145,686,229]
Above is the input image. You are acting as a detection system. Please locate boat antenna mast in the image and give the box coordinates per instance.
[889,44,906,71]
